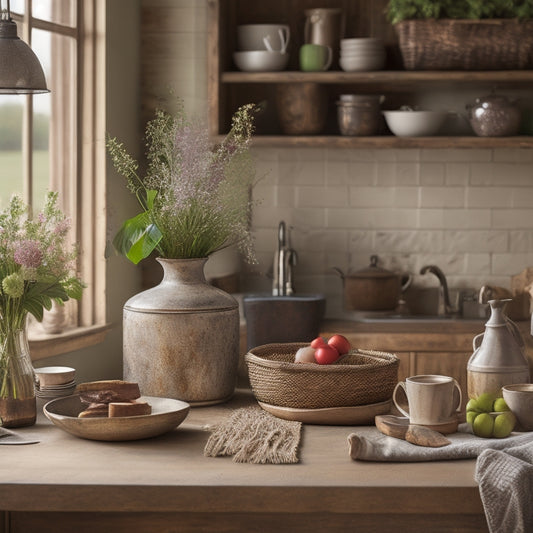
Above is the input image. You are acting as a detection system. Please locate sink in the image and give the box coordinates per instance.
[355,313,486,323]
[243,294,326,350]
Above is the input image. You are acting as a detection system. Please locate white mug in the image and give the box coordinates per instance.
[237,24,290,52]
[393,374,462,426]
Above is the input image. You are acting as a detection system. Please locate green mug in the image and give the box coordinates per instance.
[299,44,333,72]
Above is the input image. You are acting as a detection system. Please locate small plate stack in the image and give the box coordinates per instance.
[339,38,385,72]
[34,366,76,401]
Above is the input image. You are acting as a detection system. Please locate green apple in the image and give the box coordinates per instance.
[493,412,516,438]
[473,413,494,438]
[476,393,495,413]
[466,411,478,425]
[466,398,480,413]
[493,397,510,412]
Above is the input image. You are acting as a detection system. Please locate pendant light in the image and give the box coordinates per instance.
[0,0,49,94]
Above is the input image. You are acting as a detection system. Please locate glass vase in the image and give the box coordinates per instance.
[0,322,36,428]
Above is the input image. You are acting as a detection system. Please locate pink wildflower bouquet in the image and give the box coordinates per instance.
[0,192,84,400]
[107,100,258,264]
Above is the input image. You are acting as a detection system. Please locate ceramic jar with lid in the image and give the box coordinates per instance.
[467,94,521,137]
[337,94,383,136]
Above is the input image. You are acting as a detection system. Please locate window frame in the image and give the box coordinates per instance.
[10,0,109,360]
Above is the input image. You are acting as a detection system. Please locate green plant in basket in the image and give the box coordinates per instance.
[386,0,533,24]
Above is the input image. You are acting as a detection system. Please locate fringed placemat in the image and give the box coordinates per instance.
[204,406,301,464]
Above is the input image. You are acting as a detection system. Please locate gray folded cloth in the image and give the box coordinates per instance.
[475,442,533,533]
[348,425,533,462]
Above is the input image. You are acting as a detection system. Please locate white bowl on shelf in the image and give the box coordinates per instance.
[383,110,448,137]
[233,50,289,72]
[341,38,383,48]
[340,54,385,72]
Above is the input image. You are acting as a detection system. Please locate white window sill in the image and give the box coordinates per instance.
[29,324,112,361]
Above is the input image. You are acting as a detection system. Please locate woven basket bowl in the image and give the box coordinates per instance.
[245,342,399,409]
[395,19,533,70]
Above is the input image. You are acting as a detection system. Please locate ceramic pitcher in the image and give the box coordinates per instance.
[467,299,530,398]
[304,8,344,68]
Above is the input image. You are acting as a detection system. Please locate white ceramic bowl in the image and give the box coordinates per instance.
[233,50,289,72]
[341,38,383,47]
[340,51,386,59]
[340,45,384,53]
[502,383,533,431]
[34,366,76,387]
[339,55,385,72]
[383,110,447,137]
[237,24,290,51]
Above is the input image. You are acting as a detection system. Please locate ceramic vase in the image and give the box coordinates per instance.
[0,322,37,428]
[123,258,240,406]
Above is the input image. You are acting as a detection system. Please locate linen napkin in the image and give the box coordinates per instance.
[475,441,533,533]
[348,424,533,462]
[204,406,302,464]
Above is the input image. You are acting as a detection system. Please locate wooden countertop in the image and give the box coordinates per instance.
[0,389,488,532]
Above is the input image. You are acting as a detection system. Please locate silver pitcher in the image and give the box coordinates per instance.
[467,299,530,399]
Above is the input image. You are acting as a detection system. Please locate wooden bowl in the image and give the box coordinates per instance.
[44,395,190,441]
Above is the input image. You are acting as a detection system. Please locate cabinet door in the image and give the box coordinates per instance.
[413,351,471,410]
[395,351,412,383]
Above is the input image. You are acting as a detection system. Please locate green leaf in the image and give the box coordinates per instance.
[64,278,85,300]
[146,189,158,210]
[126,223,163,264]
[113,212,162,264]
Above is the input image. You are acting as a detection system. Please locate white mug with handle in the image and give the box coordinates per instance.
[393,374,462,426]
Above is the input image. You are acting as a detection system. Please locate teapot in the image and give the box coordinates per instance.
[333,255,412,311]
[467,94,521,137]
[467,299,530,398]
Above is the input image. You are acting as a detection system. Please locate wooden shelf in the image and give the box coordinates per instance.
[208,0,533,148]
[246,135,533,149]
[222,70,533,87]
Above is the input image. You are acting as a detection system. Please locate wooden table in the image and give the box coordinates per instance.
[0,390,488,533]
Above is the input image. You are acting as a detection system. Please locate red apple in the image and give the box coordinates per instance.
[314,344,340,365]
[310,336,327,349]
[327,334,351,355]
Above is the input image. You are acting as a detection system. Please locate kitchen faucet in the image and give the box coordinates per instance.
[272,221,297,296]
[419,265,457,315]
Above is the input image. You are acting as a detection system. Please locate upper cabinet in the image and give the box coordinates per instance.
[207,0,533,148]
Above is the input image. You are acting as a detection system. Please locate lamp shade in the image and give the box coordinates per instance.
[0,18,49,94]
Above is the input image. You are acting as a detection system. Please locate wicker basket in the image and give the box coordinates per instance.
[245,342,399,409]
[395,19,533,70]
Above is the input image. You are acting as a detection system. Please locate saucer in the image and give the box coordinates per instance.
[257,399,391,425]
[418,418,459,434]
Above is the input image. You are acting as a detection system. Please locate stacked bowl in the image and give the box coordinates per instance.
[34,366,76,403]
[233,24,289,72]
[339,38,385,72]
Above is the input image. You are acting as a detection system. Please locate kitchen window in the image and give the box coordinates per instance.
[0,0,108,358]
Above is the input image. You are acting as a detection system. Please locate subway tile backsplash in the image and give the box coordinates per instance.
[246,147,533,317]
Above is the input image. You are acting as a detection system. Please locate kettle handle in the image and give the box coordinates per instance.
[332,267,345,281]
[505,316,525,349]
[472,332,484,351]
[401,274,412,293]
